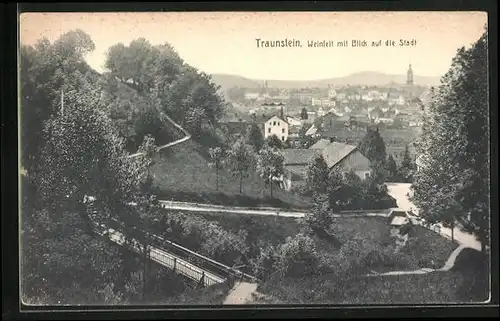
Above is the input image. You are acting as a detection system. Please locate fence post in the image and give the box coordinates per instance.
[173,258,177,274]
[198,271,205,288]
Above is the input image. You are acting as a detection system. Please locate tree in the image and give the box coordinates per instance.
[305,193,332,232]
[208,147,225,191]
[305,154,330,196]
[412,29,489,251]
[104,39,225,144]
[340,169,363,210]
[386,154,399,182]
[327,167,345,212]
[266,134,283,149]
[24,83,150,304]
[256,145,285,197]
[398,145,415,183]
[298,124,316,148]
[358,127,387,169]
[300,107,308,120]
[20,29,97,184]
[227,137,256,194]
[246,123,265,152]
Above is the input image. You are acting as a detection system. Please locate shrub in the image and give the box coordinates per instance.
[273,233,320,277]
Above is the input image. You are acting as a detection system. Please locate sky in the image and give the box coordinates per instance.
[19,12,487,81]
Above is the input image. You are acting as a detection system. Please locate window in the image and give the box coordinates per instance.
[268,128,271,133]
[278,122,280,126]
[282,136,285,141]
[365,172,370,179]
[282,128,285,133]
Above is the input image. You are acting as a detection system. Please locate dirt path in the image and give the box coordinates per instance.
[223,282,259,305]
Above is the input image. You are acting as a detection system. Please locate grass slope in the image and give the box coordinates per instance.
[151,140,311,209]
[186,212,457,272]
[329,217,458,270]
[256,269,488,304]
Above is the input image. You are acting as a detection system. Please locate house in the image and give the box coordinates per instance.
[264,115,289,142]
[320,112,345,131]
[309,139,372,179]
[286,116,302,127]
[305,124,319,137]
[280,139,373,190]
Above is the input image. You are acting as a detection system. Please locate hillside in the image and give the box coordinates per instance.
[151,139,311,209]
[211,71,441,91]
[210,73,261,91]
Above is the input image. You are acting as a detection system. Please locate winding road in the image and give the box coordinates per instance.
[385,183,482,251]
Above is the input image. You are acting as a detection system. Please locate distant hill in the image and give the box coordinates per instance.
[210,74,261,91]
[210,71,441,91]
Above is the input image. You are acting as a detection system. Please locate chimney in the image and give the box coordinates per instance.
[280,104,284,120]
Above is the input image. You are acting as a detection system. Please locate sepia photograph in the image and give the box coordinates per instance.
[18,11,491,307]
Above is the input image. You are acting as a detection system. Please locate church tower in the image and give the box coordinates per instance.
[406,64,414,85]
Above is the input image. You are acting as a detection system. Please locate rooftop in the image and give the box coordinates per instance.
[281,149,320,165]
[309,139,358,168]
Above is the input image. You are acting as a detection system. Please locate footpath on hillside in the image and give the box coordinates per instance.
[223,282,263,305]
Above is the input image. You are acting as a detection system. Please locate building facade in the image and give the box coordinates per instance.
[264,116,289,142]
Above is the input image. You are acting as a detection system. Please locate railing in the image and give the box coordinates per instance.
[95,223,226,287]
[93,220,259,287]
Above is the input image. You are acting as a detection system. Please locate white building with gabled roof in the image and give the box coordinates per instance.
[264,116,289,142]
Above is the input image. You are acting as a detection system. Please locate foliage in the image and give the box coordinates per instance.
[246,122,265,152]
[297,124,317,148]
[157,211,249,265]
[256,145,285,197]
[338,169,364,210]
[327,167,345,212]
[208,147,225,191]
[227,136,257,194]
[411,29,489,251]
[300,107,308,120]
[20,29,98,180]
[358,127,387,170]
[305,154,330,196]
[398,144,416,183]
[386,154,399,182]
[104,39,225,144]
[273,233,320,277]
[305,193,332,231]
[266,134,284,149]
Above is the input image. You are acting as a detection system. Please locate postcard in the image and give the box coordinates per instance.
[18,11,490,308]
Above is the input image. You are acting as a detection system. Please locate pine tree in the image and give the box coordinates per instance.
[399,144,415,183]
[412,28,489,251]
[300,107,308,120]
[386,154,399,182]
[358,126,387,174]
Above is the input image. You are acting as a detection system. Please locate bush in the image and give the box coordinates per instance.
[157,211,249,266]
[273,233,320,278]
